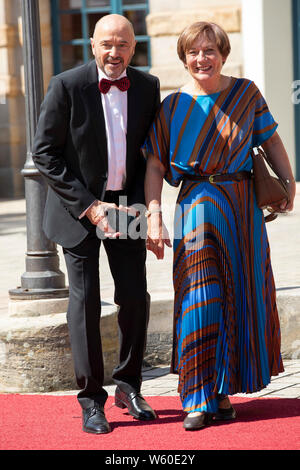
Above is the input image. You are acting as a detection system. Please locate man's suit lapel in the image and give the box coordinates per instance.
[82,60,108,172]
[126,67,138,180]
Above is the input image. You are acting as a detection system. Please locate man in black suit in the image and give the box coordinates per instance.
[32,14,160,434]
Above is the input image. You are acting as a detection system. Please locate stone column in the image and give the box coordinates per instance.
[8,0,68,309]
[0,0,25,198]
[39,0,53,92]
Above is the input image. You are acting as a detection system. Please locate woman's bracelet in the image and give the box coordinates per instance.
[145,208,162,218]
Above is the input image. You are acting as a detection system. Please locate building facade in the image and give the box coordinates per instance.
[0,0,299,198]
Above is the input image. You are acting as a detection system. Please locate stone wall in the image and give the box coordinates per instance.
[144,292,300,366]
[1,290,298,393]
[0,302,118,393]
[147,0,243,97]
[143,297,174,367]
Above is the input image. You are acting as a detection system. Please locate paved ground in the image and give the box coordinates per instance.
[140,359,300,399]
[34,359,300,399]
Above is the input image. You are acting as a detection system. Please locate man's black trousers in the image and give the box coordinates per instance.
[63,207,150,410]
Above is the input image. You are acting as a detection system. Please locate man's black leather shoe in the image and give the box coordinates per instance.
[115,386,157,421]
[82,403,111,434]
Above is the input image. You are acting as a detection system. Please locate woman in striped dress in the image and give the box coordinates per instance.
[143,22,296,430]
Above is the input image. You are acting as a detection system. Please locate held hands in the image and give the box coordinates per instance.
[146,211,172,259]
[86,200,137,238]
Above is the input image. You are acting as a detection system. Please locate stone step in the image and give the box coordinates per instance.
[0,288,299,393]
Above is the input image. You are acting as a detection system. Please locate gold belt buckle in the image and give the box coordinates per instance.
[208,173,221,184]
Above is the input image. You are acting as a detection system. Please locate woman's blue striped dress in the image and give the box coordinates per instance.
[144,78,284,413]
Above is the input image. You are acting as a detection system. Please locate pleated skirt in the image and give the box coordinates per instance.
[171,179,284,413]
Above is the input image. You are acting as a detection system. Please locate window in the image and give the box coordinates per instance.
[50,0,150,74]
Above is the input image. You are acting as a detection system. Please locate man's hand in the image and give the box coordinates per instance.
[86,200,137,238]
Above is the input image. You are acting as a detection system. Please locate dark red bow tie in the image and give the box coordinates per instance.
[99,77,130,94]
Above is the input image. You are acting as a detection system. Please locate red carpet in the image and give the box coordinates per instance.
[0,394,299,450]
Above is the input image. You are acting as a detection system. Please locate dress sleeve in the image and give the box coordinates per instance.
[252,85,278,148]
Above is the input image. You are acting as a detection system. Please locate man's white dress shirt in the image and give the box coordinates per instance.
[79,67,128,218]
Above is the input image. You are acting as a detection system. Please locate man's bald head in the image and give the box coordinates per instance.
[93,14,135,41]
[90,14,136,78]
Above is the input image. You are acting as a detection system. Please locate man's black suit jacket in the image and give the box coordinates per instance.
[32,60,160,248]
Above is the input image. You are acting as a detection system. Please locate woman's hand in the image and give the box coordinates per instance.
[279,180,296,212]
[144,153,170,258]
[146,212,172,259]
[266,180,296,214]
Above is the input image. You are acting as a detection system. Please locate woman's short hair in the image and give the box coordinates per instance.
[177,22,231,63]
